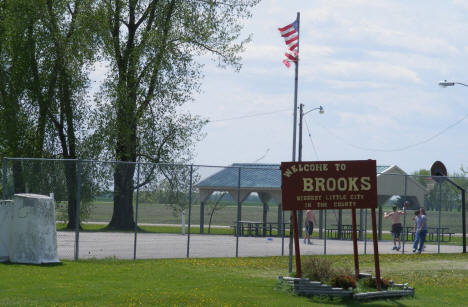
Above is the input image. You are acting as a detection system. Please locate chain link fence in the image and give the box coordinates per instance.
[1,158,466,260]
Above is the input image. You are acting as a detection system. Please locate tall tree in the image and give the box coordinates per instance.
[39,0,98,228]
[0,0,98,228]
[0,0,45,193]
[96,0,259,229]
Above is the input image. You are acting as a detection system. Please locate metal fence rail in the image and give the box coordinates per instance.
[1,157,466,260]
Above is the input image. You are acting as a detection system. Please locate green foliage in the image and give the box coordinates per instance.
[362,276,392,290]
[302,257,353,283]
[412,169,468,212]
[331,275,357,289]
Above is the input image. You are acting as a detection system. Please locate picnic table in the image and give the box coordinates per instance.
[401,226,454,242]
[325,224,355,240]
[232,221,290,237]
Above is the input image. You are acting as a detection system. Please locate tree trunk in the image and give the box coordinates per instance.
[64,161,78,229]
[110,162,136,229]
[12,160,25,194]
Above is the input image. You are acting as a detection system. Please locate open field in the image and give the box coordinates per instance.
[68,200,466,234]
[1,253,467,306]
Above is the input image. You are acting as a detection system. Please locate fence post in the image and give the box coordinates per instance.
[402,175,408,254]
[74,160,81,261]
[186,165,193,258]
[323,209,327,255]
[437,181,442,254]
[281,210,285,256]
[2,158,7,199]
[364,208,368,254]
[235,167,241,257]
[133,162,141,260]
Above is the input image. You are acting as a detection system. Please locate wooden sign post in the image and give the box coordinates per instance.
[281,160,381,290]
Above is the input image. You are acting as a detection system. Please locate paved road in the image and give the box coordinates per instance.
[56,231,463,260]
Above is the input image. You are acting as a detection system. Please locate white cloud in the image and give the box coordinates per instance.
[453,0,468,11]
[187,0,468,173]
[301,60,421,84]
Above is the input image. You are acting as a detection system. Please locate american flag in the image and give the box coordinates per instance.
[278,19,299,68]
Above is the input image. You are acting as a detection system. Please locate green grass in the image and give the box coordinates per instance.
[1,253,467,306]
[71,200,466,234]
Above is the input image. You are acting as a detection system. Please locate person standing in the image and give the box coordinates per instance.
[413,208,427,253]
[384,205,405,251]
[304,209,317,245]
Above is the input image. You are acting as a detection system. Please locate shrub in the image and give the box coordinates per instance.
[362,276,392,290]
[302,257,353,283]
[331,275,357,289]
[302,257,335,282]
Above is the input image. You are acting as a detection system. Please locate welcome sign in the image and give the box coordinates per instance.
[281,160,378,210]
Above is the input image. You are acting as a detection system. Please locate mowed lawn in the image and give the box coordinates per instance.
[1,253,468,306]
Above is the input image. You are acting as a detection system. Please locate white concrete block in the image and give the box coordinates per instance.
[0,200,13,262]
[9,194,59,264]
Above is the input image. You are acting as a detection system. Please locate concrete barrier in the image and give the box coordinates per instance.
[8,194,59,264]
[0,200,13,262]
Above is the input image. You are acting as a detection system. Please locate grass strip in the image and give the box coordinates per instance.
[0,253,467,306]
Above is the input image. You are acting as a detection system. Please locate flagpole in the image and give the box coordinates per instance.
[289,11,300,274]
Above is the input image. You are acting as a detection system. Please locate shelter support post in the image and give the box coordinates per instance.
[298,210,303,238]
[200,202,205,234]
[262,202,268,237]
[378,205,383,240]
[338,209,343,240]
[319,211,323,239]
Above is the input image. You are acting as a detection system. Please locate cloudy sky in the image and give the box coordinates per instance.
[183,0,468,175]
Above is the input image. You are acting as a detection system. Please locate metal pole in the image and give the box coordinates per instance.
[291,11,300,163]
[187,165,193,258]
[438,182,442,253]
[281,210,285,256]
[2,158,7,199]
[133,162,141,260]
[462,190,466,253]
[236,167,241,257]
[289,11,300,274]
[298,104,303,162]
[74,160,81,261]
[324,209,327,255]
[445,178,466,253]
[402,175,408,254]
[364,208,368,254]
[297,104,304,240]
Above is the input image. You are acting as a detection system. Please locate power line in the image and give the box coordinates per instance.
[209,108,290,123]
[314,113,468,152]
[304,119,319,159]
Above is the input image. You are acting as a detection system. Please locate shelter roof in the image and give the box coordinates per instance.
[197,163,394,190]
[196,163,281,189]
